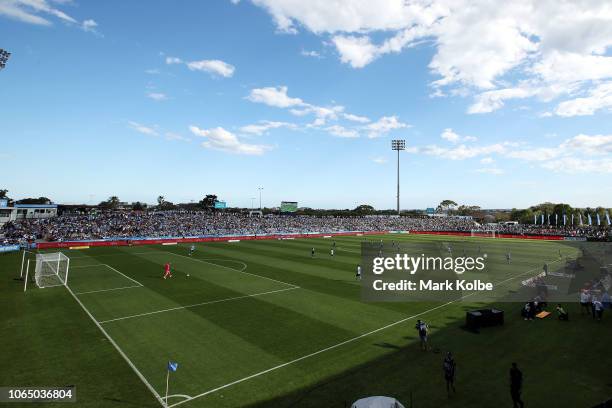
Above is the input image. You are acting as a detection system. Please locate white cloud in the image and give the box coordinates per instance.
[147,92,168,101]
[372,157,388,164]
[418,143,508,160]
[468,88,535,114]
[476,167,504,175]
[250,0,612,114]
[441,128,477,143]
[332,35,379,68]
[165,56,235,77]
[128,121,158,136]
[246,86,347,126]
[239,120,297,135]
[554,82,612,117]
[0,0,100,34]
[559,134,612,155]
[164,132,191,142]
[343,113,370,123]
[145,69,161,75]
[541,158,612,174]
[247,86,305,108]
[165,56,183,65]
[186,59,235,77]
[189,125,270,155]
[81,19,99,33]
[326,125,358,138]
[480,157,494,164]
[301,49,322,58]
[364,115,409,138]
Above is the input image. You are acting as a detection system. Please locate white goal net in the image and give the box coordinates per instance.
[33,252,70,288]
[470,230,496,238]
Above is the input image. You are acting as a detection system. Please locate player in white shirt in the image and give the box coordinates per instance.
[580,290,591,315]
[356,264,362,281]
[189,244,195,256]
[330,248,335,257]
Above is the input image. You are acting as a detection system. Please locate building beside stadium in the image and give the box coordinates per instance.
[0,200,58,227]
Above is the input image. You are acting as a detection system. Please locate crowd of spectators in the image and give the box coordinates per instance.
[1,211,610,245]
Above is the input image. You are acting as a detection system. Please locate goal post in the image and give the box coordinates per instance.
[470,230,496,238]
[29,252,71,289]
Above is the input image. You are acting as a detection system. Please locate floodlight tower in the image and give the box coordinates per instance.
[0,49,11,70]
[391,140,406,216]
[257,187,264,210]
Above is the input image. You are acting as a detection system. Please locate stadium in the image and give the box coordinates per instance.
[2,2,612,408]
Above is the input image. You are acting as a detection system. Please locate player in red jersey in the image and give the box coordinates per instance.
[163,262,172,279]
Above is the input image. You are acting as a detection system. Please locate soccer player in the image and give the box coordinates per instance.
[443,352,456,397]
[506,252,512,264]
[333,241,336,248]
[509,362,524,408]
[163,262,172,279]
[415,319,429,351]
[330,248,334,257]
[580,290,591,315]
[189,244,195,256]
[556,304,569,321]
[311,247,315,258]
[543,263,548,275]
[356,264,362,281]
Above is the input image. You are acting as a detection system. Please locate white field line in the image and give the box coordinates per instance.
[159,250,299,289]
[104,264,144,287]
[71,264,106,268]
[64,284,166,407]
[74,285,142,295]
[70,264,143,295]
[168,258,564,408]
[99,287,300,324]
[163,394,192,402]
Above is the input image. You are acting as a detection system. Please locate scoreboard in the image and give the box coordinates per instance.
[280,201,298,213]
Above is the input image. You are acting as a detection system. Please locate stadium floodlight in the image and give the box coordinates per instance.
[0,49,11,70]
[257,187,264,210]
[391,140,406,216]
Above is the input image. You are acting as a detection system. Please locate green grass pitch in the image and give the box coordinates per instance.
[1,234,610,407]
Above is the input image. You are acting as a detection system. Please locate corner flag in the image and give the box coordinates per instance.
[165,361,179,405]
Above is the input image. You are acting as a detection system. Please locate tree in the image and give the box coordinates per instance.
[437,200,458,213]
[157,195,165,207]
[99,196,120,210]
[353,204,375,214]
[199,194,218,211]
[0,189,8,199]
[132,201,146,211]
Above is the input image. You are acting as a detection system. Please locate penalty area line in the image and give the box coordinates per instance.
[168,258,566,408]
[64,285,166,407]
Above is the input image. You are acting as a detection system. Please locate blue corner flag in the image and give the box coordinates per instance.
[168,362,179,372]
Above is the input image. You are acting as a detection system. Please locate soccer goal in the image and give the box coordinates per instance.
[470,230,496,238]
[23,252,70,291]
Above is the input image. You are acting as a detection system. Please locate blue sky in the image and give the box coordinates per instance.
[1,0,611,209]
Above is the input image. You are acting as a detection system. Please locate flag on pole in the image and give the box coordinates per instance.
[547,214,550,225]
[571,213,574,225]
[606,212,611,226]
[168,362,179,372]
[555,213,558,226]
[563,214,567,226]
[579,213,583,225]
[534,214,537,225]
[597,213,601,226]
[541,214,544,225]
[588,213,592,226]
